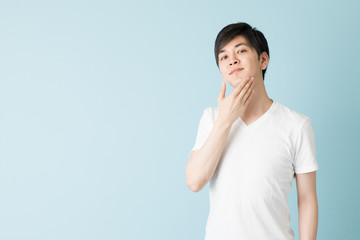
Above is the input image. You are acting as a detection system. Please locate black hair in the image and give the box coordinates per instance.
[214,22,270,81]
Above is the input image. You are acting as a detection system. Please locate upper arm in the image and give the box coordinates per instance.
[295,171,318,203]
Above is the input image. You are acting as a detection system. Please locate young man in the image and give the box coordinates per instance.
[186,22,319,240]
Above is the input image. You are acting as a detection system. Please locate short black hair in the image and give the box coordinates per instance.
[214,22,270,81]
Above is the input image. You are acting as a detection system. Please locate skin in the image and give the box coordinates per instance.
[217,35,273,125]
[186,78,254,192]
[186,35,318,239]
[296,171,318,240]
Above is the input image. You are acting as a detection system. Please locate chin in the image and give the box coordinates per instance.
[233,78,243,87]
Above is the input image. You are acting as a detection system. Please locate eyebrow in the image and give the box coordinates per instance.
[219,43,249,54]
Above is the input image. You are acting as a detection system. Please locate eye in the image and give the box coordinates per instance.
[237,49,246,54]
[220,55,227,61]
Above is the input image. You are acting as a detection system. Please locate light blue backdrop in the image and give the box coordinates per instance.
[0,0,359,239]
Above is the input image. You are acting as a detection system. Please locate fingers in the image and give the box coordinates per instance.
[243,85,255,105]
[232,77,253,97]
[237,78,254,101]
[217,82,226,101]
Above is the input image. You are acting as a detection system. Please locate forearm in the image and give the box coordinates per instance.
[186,118,232,192]
[298,197,318,240]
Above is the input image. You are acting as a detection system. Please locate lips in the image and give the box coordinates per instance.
[230,68,244,75]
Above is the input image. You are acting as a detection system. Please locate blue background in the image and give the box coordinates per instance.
[0,0,359,239]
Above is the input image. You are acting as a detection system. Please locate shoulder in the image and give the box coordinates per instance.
[273,101,315,159]
[274,101,311,128]
[202,106,218,124]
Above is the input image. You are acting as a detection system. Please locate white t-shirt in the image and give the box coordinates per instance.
[189,100,319,240]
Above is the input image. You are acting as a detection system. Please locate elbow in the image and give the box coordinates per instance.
[185,152,206,192]
[186,169,204,192]
[187,181,203,192]
[186,173,206,192]
[298,196,318,208]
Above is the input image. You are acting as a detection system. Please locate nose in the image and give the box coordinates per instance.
[229,60,239,66]
[229,54,239,66]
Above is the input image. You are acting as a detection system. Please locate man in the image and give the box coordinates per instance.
[186,22,319,240]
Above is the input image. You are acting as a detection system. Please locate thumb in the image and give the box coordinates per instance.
[218,82,226,101]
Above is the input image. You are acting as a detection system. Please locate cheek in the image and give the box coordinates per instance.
[240,57,249,65]
[219,66,226,77]
[220,72,227,81]
[219,63,225,71]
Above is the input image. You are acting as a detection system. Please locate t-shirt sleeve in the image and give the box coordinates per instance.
[188,108,213,158]
[293,118,320,174]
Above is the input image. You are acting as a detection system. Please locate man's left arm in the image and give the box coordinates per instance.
[296,171,318,240]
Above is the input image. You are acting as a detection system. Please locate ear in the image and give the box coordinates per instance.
[260,51,269,70]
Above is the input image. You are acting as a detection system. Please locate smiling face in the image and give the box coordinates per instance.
[218,35,269,88]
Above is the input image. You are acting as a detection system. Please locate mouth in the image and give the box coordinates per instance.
[230,68,244,75]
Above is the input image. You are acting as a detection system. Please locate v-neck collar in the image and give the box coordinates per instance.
[235,99,277,131]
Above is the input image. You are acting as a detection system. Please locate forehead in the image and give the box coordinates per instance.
[219,35,250,54]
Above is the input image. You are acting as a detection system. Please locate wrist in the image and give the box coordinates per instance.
[215,116,233,130]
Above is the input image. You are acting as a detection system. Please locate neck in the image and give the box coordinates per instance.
[241,77,273,120]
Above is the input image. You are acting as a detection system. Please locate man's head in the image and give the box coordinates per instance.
[214,22,270,87]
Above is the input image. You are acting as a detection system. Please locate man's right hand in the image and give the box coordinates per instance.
[217,77,255,126]
[186,77,255,192]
